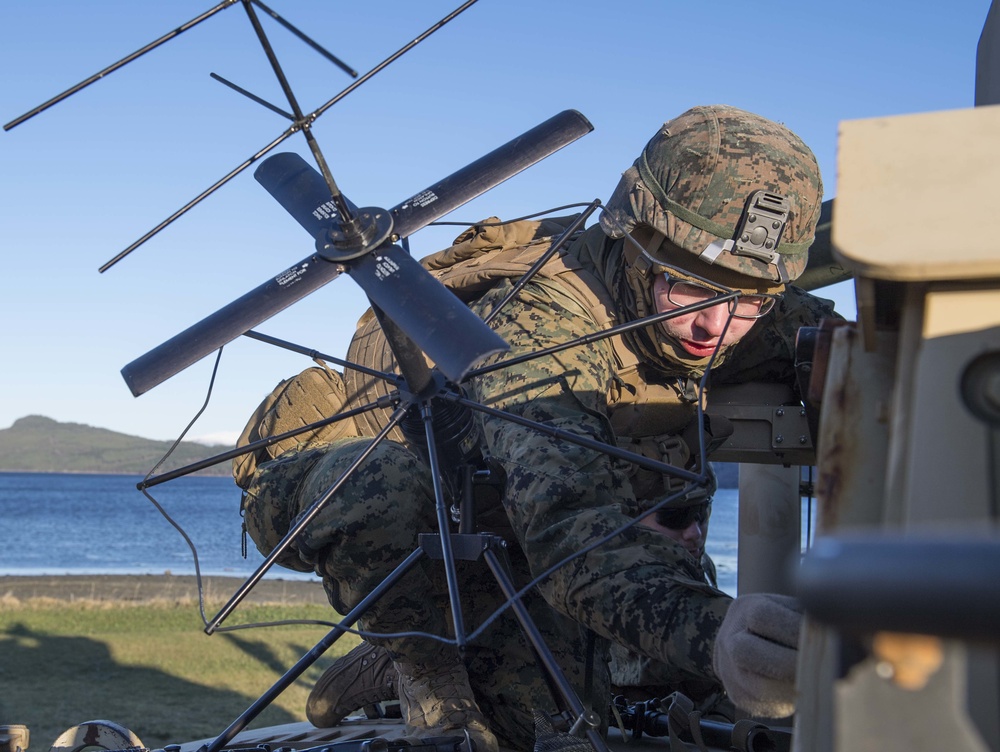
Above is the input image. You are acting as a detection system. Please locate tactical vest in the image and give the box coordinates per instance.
[235,217,702,503]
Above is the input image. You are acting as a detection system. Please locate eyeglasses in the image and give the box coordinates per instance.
[663,277,777,320]
[654,501,711,531]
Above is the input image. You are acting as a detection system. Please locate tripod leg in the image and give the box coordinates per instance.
[210,408,409,633]
[481,547,610,752]
[234,434,467,741]
[205,548,427,752]
[420,532,609,752]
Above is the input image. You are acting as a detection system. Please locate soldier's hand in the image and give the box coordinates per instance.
[712,592,801,718]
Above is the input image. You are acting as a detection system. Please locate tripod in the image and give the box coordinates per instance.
[201,324,611,752]
[195,207,719,752]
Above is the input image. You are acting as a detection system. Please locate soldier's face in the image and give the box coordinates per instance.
[639,508,710,560]
[652,274,757,357]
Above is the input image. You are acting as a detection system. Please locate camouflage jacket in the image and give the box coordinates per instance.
[415,219,834,682]
[461,256,726,681]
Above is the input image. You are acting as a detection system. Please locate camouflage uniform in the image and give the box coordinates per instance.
[608,554,736,720]
[240,105,837,749]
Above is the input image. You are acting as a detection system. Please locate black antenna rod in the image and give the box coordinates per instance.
[3,0,239,132]
[98,0,483,272]
[98,128,294,272]
[210,72,295,120]
[249,0,358,78]
[239,0,354,226]
[313,0,480,121]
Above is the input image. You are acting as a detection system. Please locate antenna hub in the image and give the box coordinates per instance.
[317,207,394,261]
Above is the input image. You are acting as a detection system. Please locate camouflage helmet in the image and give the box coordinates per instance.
[600,105,823,284]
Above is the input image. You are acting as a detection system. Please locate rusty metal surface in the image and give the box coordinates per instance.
[812,326,893,533]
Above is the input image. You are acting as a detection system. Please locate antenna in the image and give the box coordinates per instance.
[120,111,593,395]
[95,0,483,271]
[3,0,241,132]
[4,0,482,271]
[3,6,643,751]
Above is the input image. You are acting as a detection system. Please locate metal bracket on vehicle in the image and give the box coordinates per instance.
[706,382,815,466]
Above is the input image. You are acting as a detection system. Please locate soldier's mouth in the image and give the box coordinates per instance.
[679,339,721,358]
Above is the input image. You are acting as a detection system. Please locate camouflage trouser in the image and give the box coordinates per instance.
[243,435,608,751]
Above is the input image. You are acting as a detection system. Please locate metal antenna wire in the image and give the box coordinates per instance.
[311,0,481,121]
[4,0,481,270]
[209,72,296,120]
[95,0,482,271]
[238,0,354,224]
[249,0,358,77]
[2,0,240,132]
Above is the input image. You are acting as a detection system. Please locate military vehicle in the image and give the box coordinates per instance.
[2,2,998,752]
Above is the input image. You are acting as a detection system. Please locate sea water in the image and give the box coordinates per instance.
[0,472,815,597]
[0,472,307,580]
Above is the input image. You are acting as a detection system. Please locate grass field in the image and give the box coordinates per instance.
[0,592,360,751]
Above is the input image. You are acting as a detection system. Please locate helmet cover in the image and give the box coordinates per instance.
[600,105,823,282]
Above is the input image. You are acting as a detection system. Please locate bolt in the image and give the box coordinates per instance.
[776,408,785,417]
[749,214,757,223]
[772,220,780,229]
[775,435,784,444]
[799,436,808,445]
[876,661,894,680]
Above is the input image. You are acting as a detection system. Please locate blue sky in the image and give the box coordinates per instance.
[0,0,991,446]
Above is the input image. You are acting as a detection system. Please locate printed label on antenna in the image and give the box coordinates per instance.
[276,262,310,286]
[313,201,340,221]
[374,256,400,280]
[402,190,438,210]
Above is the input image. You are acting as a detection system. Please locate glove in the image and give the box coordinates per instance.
[712,592,802,718]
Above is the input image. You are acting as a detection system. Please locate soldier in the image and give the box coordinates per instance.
[607,468,736,721]
[239,104,837,751]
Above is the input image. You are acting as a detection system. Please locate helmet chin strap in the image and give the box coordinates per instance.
[620,226,666,322]
[622,226,666,278]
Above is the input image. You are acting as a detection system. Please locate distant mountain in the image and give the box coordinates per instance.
[0,414,739,485]
[0,415,231,476]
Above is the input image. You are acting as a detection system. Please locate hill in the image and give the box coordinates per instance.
[0,415,231,476]
[0,415,738,485]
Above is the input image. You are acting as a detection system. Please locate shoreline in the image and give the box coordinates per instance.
[0,573,329,605]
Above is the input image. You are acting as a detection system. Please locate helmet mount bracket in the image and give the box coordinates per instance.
[699,190,792,283]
